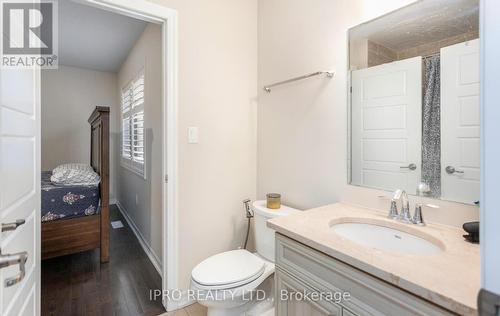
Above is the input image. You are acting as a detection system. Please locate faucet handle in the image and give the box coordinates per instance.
[413,205,425,226]
[388,200,399,219]
[378,194,399,219]
[413,204,440,226]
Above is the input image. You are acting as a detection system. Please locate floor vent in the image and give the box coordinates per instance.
[111,220,124,229]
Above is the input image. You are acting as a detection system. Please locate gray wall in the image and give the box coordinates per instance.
[41,65,119,200]
[115,24,163,266]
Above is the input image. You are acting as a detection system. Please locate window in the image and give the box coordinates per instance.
[121,70,145,177]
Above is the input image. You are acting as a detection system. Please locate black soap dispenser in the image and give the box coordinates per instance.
[463,221,479,243]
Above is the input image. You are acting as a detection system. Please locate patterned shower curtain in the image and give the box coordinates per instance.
[422,55,441,198]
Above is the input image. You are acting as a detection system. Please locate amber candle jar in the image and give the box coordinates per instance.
[266,193,281,209]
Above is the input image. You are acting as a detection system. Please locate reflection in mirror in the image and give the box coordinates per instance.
[348,0,480,204]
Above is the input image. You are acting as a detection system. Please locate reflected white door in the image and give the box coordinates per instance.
[351,57,422,194]
[0,68,40,316]
[441,39,480,204]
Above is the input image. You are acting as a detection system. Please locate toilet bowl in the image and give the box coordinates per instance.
[190,201,299,316]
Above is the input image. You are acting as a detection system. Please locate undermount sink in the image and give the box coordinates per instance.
[330,218,444,256]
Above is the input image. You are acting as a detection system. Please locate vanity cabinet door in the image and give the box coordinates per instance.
[342,309,357,316]
[276,268,342,316]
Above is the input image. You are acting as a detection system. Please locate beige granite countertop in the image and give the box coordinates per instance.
[267,203,480,316]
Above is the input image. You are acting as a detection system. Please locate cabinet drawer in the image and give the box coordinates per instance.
[276,233,455,316]
[276,268,342,316]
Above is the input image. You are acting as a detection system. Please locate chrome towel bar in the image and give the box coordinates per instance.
[263,71,334,93]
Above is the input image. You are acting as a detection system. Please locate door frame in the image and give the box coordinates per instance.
[77,0,179,311]
[480,0,500,295]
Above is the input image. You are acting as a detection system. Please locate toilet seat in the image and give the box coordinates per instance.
[191,250,266,290]
[191,257,275,305]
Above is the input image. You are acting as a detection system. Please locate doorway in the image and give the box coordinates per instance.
[40,0,179,313]
[0,0,178,314]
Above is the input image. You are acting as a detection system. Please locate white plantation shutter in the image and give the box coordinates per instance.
[132,111,144,162]
[122,117,131,159]
[121,70,145,176]
[122,87,132,114]
[132,75,144,108]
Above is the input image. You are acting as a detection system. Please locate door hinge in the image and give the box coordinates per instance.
[165,174,168,183]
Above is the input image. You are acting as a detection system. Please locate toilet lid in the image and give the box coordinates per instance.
[191,250,265,287]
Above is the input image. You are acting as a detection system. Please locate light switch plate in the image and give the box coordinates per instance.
[188,127,199,144]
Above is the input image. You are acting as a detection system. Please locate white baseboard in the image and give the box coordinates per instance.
[164,290,195,311]
[114,200,162,276]
[109,198,117,205]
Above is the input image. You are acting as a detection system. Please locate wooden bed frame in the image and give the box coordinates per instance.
[41,106,110,263]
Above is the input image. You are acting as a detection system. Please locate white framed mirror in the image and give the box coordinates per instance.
[348,0,480,205]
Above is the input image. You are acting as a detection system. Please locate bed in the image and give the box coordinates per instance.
[41,106,110,263]
[41,171,100,222]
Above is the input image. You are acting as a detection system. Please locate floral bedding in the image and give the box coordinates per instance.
[41,171,100,223]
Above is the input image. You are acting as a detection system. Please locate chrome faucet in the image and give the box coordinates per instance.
[386,188,440,226]
[399,190,413,223]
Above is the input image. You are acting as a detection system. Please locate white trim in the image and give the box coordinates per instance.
[81,0,180,311]
[114,200,162,275]
[480,0,500,294]
[35,65,42,316]
[176,291,196,310]
[163,6,180,313]
[109,197,117,205]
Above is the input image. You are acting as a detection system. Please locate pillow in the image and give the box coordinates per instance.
[51,168,101,186]
[53,163,93,174]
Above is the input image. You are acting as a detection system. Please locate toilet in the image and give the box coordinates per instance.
[190,200,299,316]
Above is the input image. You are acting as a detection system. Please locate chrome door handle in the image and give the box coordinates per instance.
[1,219,25,232]
[0,250,28,287]
[446,166,464,174]
[400,163,417,171]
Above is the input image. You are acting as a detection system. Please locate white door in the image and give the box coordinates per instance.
[441,39,480,204]
[0,68,40,316]
[351,57,422,194]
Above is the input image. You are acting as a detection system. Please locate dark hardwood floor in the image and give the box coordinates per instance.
[41,205,165,316]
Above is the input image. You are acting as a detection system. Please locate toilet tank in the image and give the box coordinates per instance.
[252,200,300,262]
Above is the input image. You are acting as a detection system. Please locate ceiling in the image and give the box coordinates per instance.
[58,0,148,72]
[350,0,479,52]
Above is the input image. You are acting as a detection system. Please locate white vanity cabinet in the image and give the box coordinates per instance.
[275,234,456,316]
